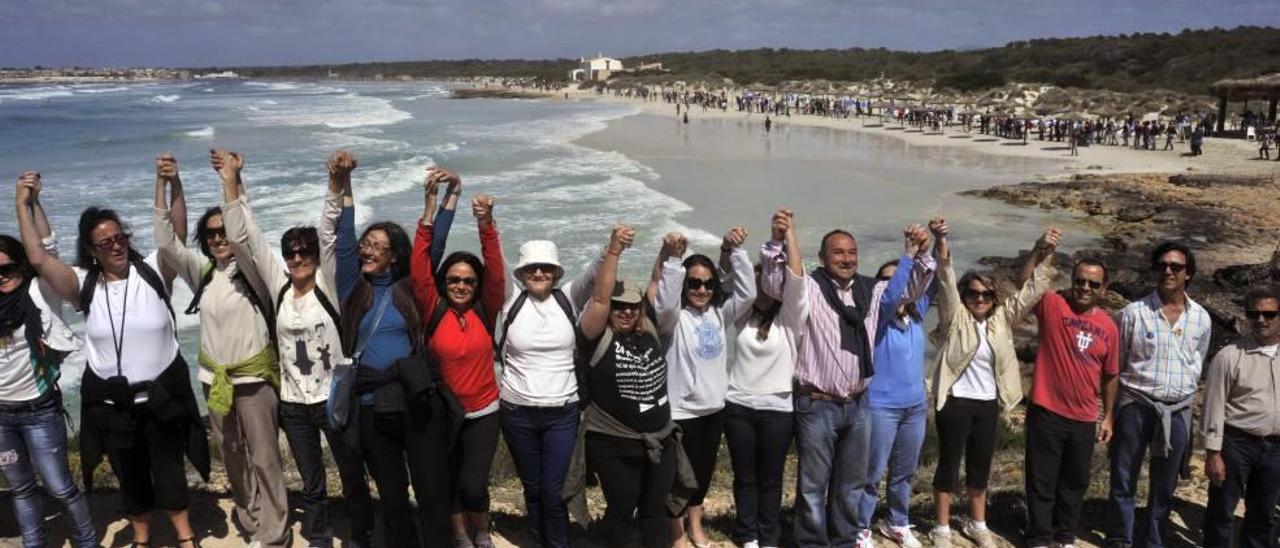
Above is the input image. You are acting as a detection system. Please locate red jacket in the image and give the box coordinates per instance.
[411,221,506,413]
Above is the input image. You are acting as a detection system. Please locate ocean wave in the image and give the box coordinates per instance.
[150,94,181,103]
[243,81,299,91]
[73,86,132,94]
[184,126,215,138]
[454,104,640,145]
[0,86,75,101]
[244,92,413,129]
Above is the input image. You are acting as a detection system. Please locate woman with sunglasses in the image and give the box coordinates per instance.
[496,240,603,548]
[926,220,1059,548]
[16,161,210,548]
[651,226,756,548]
[2,172,96,548]
[153,150,289,548]
[329,151,450,547]
[723,208,807,548]
[409,168,505,548]
[215,150,374,548]
[576,223,684,548]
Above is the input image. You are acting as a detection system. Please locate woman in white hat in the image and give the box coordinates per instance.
[494,236,603,548]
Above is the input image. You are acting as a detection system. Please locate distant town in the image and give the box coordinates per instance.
[0,67,242,83]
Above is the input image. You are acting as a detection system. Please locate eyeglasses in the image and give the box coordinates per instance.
[962,289,995,301]
[1246,310,1280,321]
[283,246,317,260]
[358,240,390,253]
[685,278,719,291]
[446,276,478,287]
[1152,261,1187,274]
[203,226,227,241]
[0,263,21,280]
[91,232,131,251]
[611,302,641,312]
[1073,278,1104,290]
[523,264,557,275]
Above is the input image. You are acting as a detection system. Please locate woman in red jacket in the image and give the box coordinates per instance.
[410,167,506,548]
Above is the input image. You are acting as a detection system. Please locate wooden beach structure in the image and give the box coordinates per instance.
[1209,73,1280,132]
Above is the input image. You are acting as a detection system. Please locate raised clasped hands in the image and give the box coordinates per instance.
[15,171,41,205]
[722,225,749,250]
[661,232,689,258]
[209,149,244,182]
[155,152,179,184]
[609,223,636,254]
[326,150,358,179]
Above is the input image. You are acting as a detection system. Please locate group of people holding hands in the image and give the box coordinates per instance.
[1,149,1278,548]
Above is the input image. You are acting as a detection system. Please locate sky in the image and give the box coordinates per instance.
[2,0,1277,68]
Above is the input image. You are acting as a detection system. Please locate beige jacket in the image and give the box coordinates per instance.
[929,255,1054,412]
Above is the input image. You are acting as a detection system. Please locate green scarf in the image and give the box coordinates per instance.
[200,344,279,416]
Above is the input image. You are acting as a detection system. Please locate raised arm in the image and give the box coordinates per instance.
[14,172,79,305]
[579,224,635,341]
[152,153,189,289]
[653,232,689,334]
[895,225,936,308]
[327,151,360,301]
[719,226,756,324]
[777,210,810,329]
[215,150,288,293]
[473,193,506,325]
[1005,228,1061,322]
[759,208,794,301]
[423,167,461,269]
[152,155,205,290]
[564,253,605,310]
[930,218,961,336]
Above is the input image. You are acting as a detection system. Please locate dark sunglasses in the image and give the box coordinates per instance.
[0,263,22,279]
[446,276,478,287]
[611,302,641,312]
[685,278,719,291]
[962,289,995,301]
[1073,278,1104,290]
[523,263,557,275]
[91,232,131,251]
[1246,310,1280,321]
[283,246,317,260]
[203,226,227,240]
[1152,261,1187,274]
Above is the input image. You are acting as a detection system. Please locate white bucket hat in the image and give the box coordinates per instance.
[514,240,564,280]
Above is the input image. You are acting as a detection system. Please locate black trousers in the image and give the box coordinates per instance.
[449,412,500,513]
[723,402,793,546]
[1202,428,1280,548]
[932,397,1000,492]
[359,400,452,547]
[586,432,677,548]
[107,406,189,515]
[279,401,373,547]
[1024,404,1096,546]
[675,410,725,508]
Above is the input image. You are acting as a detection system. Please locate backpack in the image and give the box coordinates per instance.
[495,289,575,362]
[79,256,174,324]
[184,263,276,346]
[424,297,498,347]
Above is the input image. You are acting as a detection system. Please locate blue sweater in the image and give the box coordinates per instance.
[867,254,936,409]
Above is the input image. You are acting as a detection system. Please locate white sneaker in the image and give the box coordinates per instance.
[961,520,997,548]
[928,527,952,548]
[856,528,877,548]
[874,518,923,548]
[742,542,760,548]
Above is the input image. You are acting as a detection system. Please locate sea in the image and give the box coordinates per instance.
[0,80,1083,419]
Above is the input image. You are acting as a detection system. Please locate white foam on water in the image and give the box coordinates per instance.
[73,86,132,94]
[454,104,640,144]
[0,86,75,101]
[243,81,299,91]
[350,154,437,225]
[183,126,215,138]
[243,91,413,129]
[150,94,181,103]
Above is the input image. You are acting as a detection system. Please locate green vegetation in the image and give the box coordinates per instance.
[221,26,1280,95]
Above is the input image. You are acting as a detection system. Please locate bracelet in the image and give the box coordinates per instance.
[606,249,622,257]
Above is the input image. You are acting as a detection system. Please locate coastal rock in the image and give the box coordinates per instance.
[1115,205,1160,223]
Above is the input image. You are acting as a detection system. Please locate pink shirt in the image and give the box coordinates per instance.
[760,240,934,398]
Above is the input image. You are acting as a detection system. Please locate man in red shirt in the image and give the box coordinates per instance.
[1025,258,1120,548]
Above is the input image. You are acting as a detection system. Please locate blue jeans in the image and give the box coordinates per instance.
[793,393,871,548]
[1105,401,1190,548]
[0,394,96,548]
[858,403,927,531]
[500,400,578,548]
[1202,428,1280,548]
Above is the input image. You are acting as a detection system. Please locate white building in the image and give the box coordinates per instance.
[570,55,624,81]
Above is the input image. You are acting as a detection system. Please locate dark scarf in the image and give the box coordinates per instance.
[0,280,44,356]
[810,268,874,378]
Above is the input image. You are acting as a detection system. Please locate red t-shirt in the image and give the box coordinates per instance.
[1030,291,1119,422]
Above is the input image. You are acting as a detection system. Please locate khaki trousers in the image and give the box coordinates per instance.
[206,382,290,547]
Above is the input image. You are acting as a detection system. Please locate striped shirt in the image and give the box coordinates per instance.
[760,240,935,399]
[1118,292,1212,402]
